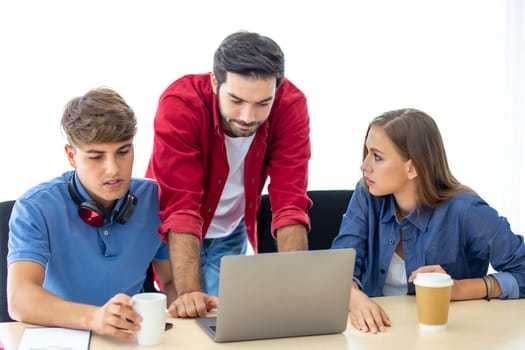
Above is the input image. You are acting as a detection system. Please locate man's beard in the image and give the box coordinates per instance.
[222,116,261,137]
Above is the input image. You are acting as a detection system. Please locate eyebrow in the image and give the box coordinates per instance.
[367,146,384,154]
[227,92,274,104]
[85,143,133,154]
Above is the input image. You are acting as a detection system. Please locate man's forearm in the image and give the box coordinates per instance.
[9,282,97,330]
[168,231,203,295]
[276,224,308,251]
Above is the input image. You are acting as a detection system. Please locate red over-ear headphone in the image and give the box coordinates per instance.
[68,174,138,227]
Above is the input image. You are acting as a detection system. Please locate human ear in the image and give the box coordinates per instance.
[64,144,77,168]
[210,72,218,94]
[407,160,418,180]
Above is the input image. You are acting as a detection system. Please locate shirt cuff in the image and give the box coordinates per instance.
[491,272,519,299]
[352,277,364,291]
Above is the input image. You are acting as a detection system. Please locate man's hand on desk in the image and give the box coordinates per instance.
[349,286,391,334]
[90,293,141,341]
[168,291,218,318]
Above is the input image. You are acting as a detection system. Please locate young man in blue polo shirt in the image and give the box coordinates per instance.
[7,87,175,341]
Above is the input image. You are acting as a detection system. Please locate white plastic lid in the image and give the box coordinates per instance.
[413,272,453,288]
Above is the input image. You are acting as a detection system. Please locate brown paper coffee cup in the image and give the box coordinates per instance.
[414,273,453,331]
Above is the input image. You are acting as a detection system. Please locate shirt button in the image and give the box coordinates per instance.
[217,179,222,185]
[103,230,109,236]
[248,203,253,209]
[380,269,386,274]
[389,239,395,245]
[251,178,255,184]
[207,208,212,213]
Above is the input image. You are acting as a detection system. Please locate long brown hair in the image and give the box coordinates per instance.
[363,108,472,207]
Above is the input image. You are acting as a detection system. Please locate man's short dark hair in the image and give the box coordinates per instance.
[213,31,285,88]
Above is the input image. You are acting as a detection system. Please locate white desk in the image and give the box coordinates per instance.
[1,296,524,349]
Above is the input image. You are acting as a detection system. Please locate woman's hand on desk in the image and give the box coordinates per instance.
[408,265,501,301]
[89,293,141,341]
[349,286,391,334]
[408,265,447,283]
[168,291,218,318]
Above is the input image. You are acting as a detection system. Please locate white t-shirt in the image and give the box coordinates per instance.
[206,134,255,239]
[382,252,408,296]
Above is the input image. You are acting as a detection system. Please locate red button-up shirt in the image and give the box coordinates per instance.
[145,73,312,252]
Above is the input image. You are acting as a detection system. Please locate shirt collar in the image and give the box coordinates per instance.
[382,194,433,232]
[212,93,223,135]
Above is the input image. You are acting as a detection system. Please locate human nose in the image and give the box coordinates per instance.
[104,156,119,176]
[360,154,371,173]
[239,105,257,124]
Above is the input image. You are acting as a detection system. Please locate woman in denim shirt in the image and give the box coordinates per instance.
[332,108,525,334]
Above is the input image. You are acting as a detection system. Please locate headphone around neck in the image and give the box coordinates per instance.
[68,174,138,227]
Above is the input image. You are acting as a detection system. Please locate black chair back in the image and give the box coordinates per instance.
[143,263,158,292]
[0,200,15,322]
[257,190,353,253]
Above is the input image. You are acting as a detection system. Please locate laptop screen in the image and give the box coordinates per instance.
[196,248,356,342]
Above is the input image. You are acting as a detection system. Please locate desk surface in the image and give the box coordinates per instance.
[1,296,524,350]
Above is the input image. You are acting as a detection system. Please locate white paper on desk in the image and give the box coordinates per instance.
[17,327,91,350]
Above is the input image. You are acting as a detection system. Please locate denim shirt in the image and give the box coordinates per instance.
[332,182,525,298]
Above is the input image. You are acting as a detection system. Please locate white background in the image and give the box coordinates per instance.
[0,0,523,235]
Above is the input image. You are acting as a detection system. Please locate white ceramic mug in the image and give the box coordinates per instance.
[132,292,167,346]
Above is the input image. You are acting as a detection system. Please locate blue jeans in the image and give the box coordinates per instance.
[200,220,248,296]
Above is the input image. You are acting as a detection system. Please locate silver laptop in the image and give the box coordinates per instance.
[196,248,355,342]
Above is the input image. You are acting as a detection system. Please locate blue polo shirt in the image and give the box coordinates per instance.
[332,181,525,298]
[8,170,168,306]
